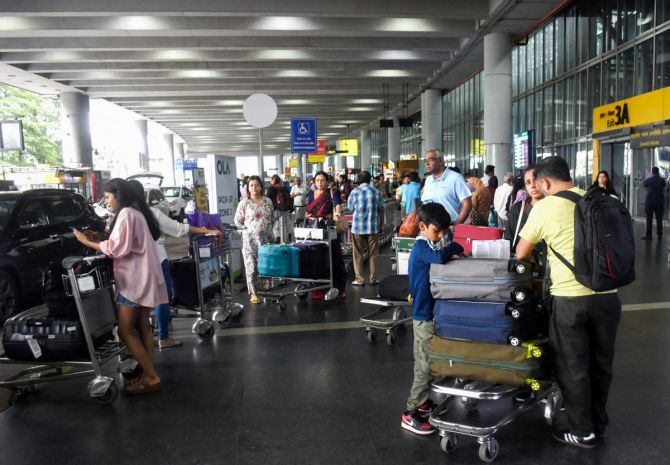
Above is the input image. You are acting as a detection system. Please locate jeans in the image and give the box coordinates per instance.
[155,259,173,340]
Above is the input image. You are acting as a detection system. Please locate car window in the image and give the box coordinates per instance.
[147,189,165,205]
[162,187,180,197]
[46,196,85,224]
[17,200,49,228]
[183,188,193,197]
[0,199,17,230]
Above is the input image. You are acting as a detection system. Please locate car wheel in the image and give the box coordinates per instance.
[0,270,19,321]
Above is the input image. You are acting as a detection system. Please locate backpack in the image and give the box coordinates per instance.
[43,261,78,317]
[549,187,635,292]
[274,187,294,212]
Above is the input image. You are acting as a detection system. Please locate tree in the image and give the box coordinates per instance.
[0,84,62,165]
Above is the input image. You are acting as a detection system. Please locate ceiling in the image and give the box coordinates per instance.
[0,0,565,156]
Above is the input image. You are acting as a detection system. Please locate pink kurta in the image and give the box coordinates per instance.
[99,207,168,308]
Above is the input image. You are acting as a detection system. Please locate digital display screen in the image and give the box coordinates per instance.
[513,130,535,170]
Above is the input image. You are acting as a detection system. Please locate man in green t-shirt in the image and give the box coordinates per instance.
[516,156,621,450]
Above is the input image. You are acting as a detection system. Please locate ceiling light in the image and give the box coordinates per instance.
[365,70,412,77]
[174,70,223,78]
[377,18,436,32]
[276,70,317,78]
[279,99,313,105]
[255,50,310,60]
[0,17,32,31]
[374,50,420,60]
[351,99,382,104]
[218,100,245,106]
[253,16,317,31]
[154,50,199,60]
[108,16,166,30]
[349,107,376,112]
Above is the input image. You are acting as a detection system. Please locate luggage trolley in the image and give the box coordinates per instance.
[257,224,339,311]
[170,228,244,340]
[428,379,562,463]
[0,255,126,403]
[359,236,414,346]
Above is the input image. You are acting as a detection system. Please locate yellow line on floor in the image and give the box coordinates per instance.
[622,302,670,311]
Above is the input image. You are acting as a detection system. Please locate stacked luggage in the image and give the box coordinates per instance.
[258,242,330,279]
[428,254,549,391]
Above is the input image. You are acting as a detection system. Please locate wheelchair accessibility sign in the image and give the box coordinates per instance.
[291,118,317,153]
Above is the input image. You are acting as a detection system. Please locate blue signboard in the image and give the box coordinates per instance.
[291,118,317,153]
[182,159,198,170]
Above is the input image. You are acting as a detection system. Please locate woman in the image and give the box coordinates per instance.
[234,175,274,304]
[305,170,347,299]
[505,166,546,254]
[290,176,309,220]
[73,178,166,395]
[593,170,618,198]
[468,175,492,226]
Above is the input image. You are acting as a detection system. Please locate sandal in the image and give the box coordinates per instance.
[158,338,183,350]
[125,379,161,395]
[250,295,261,304]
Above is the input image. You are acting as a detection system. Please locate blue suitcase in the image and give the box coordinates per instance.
[433,300,547,346]
[258,244,300,278]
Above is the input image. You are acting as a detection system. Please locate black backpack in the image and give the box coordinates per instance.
[550,187,635,292]
[274,187,294,212]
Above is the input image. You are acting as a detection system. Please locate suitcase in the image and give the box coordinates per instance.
[170,258,219,307]
[430,258,533,303]
[257,244,300,278]
[453,225,503,255]
[433,300,547,346]
[2,302,115,362]
[291,241,329,279]
[378,275,410,301]
[429,336,548,388]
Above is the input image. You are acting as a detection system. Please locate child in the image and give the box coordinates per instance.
[401,203,463,435]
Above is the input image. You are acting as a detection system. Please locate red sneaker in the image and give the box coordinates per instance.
[401,411,436,435]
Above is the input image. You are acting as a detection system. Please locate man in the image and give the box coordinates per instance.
[493,172,514,229]
[395,174,410,217]
[403,172,422,216]
[338,174,352,205]
[516,156,621,449]
[420,149,472,224]
[482,164,498,198]
[642,166,665,240]
[347,170,385,286]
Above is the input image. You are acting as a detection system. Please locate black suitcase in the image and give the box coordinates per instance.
[291,241,330,279]
[378,275,410,301]
[2,300,115,362]
[170,258,218,307]
[42,261,78,318]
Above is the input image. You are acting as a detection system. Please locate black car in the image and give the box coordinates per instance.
[0,189,106,321]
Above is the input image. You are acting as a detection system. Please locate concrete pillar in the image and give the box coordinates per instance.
[257,129,265,179]
[163,133,175,185]
[483,32,513,173]
[60,92,92,168]
[175,142,186,185]
[360,130,372,173]
[275,154,282,178]
[421,89,443,154]
[301,154,307,181]
[388,116,400,162]
[134,119,149,172]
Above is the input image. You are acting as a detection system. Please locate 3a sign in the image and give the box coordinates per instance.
[593,87,670,134]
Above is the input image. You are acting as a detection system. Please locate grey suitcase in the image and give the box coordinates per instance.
[430,258,533,303]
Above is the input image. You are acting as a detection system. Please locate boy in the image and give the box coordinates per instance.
[401,203,463,435]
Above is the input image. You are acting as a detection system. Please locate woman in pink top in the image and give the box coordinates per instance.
[73,178,167,395]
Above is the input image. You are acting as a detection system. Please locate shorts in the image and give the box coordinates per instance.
[116,292,142,308]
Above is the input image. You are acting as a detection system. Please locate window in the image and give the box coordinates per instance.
[18,200,49,228]
[565,6,577,69]
[658,0,670,25]
[46,196,85,224]
[576,70,588,136]
[587,63,601,132]
[527,35,535,89]
[555,14,566,76]
[544,22,555,81]
[535,29,544,86]
[618,47,635,100]
[518,44,527,94]
[634,38,654,95]
[543,85,554,143]
[655,30,670,89]
[603,56,617,103]
[554,80,565,140]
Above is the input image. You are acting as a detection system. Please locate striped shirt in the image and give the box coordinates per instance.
[347,183,384,235]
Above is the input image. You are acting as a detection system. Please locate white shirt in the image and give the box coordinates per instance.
[150,206,190,263]
[481,174,490,187]
[291,184,308,206]
[493,183,514,220]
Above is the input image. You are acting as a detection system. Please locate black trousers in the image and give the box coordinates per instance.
[550,293,621,436]
[645,203,664,236]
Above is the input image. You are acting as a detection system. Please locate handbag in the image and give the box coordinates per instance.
[398,198,420,237]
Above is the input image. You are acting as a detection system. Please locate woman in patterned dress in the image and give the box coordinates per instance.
[234,175,274,304]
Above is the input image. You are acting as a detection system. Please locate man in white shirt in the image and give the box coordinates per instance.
[493,172,514,229]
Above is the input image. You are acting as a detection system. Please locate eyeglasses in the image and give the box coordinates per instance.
[423,157,439,163]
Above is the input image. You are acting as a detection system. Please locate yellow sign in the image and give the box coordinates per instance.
[308,154,325,163]
[338,138,359,156]
[593,86,670,134]
[288,157,299,168]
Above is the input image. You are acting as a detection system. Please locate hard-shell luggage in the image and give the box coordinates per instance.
[258,244,300,278]
[2,304,115,362]
[429,336,547,387]
[453,225,503,255]
[430,258,533,303]
[170,258,219,307]
[378,275,410,301]
[291,241,330,279]
[433,300,546,346]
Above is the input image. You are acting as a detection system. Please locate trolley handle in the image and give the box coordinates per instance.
[62,254,109,270]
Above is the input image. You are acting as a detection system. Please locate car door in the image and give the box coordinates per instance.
[11,198,64,298]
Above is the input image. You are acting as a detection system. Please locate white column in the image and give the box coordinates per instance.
[257,129,265,178]
[421,89,443,154]
[134,119,149,172]
[163,133,175,185]
[175,142,186,185]
[484,32,513,173]
[60,92,92,168]
[388,116,400,162]
[360,129,371,173]
[275,154,283,179]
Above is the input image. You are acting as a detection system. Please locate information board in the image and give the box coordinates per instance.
[513,130,535,171]
[291,118,317,153]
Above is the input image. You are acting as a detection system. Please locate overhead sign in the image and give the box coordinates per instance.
[175,158,184,171]
[593,86,670,135]
[288,157,299,168]
[307,139,327,163]
[183,159,198,170]
[338,138,359,156]
[291,118,317,153]
[630,126,670,149]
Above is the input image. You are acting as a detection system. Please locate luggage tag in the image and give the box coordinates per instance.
[26,336,42,359]
[77,275,96,292]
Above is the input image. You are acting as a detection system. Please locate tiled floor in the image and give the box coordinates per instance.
[1,222,669,465]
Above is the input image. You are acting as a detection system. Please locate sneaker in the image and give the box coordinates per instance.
[417,399,437,415]
[401,411,436,435]
[158,338,183,350]
[552,431,596,449]
[351,281,365,287]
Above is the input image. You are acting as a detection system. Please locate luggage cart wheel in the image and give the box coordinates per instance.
[96,383,119,404]
[366,328,377,343]
[385,330,397,346]
[511,288,528,303]
[505,303,523,319]
[193,319,215,340]
[508,335,521,347]
[440,433,459,453]
[295,284,308,301]
[530,346,543,358]
[478,438,499,463]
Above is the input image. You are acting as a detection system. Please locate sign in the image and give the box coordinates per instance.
[630,126,670,149]
[200,155,237,224]
[513,130,535,170]
[183,159,198,170]
[0,120,24,151]
[593,86,670,134]
[175,158,183,171]
[284,166,291,177]
[288,157,299,168]
[307,139,326,163]
[291,118,317,153]
[338,138,359,156]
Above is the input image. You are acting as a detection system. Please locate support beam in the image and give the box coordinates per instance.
[134,119,149,172]
[60,92,92,168]
[421,88,442,155]
[483,32,512,173]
